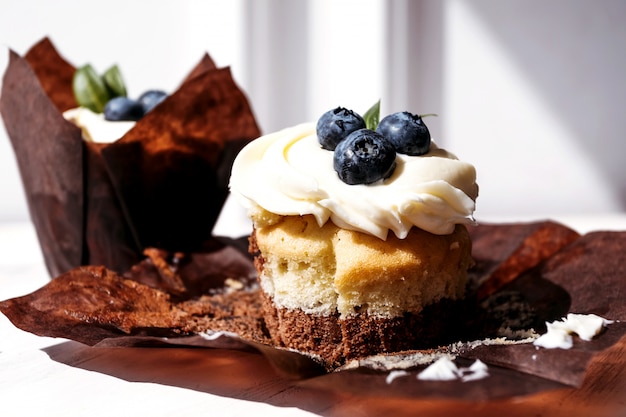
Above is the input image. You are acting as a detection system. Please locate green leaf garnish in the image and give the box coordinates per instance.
[102,64,127,98]
[72,64,111,113]
[72,63,128,113]
[363,100,381,130]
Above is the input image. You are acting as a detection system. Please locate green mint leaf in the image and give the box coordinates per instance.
[102,64,127,98]
[363,100,381,130]
[72,64,111,113]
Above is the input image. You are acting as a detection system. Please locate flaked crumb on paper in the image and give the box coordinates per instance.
[340,350,454,372]
[496,327,540,340]
[385,370,410,384]
[564,313,613,341]
[341,334,538,373]
[450,335,536,354]
[533,313,614,349]
[417,357,459,381]
[417,357,489,382]
[224,277,245,292]
[200,330,240,341]
[461,359,489,382]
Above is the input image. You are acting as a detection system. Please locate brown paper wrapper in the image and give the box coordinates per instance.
[1,221,625,399]
[0,37,260,276]
[83,141,139,271]
[1,46,84,275]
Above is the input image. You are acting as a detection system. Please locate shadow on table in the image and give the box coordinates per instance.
[42,340,340,415]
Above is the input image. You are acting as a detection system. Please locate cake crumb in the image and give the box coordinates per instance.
[340,351,454,371]
[385,370,410,384]
[533,313,613,349]
[417,357,489,382]
[224,277,245,291]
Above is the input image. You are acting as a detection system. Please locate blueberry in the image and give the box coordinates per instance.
[316,107,366,150]
[138,89,167,113]
[333,129,396,185]
[376,111,431,156]
[103,96,145,121]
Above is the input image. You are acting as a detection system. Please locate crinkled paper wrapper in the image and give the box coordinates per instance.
[1,220,625,400]
[0,37,260,277]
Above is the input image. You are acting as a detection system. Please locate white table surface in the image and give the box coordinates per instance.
[2,213,626,417]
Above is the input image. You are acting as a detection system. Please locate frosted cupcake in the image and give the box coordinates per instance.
[230,107,478,367]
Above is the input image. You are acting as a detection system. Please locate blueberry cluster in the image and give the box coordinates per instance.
[316,107,431,185]
[104,90,168,121]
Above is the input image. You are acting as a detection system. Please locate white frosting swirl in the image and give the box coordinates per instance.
[63,107,135,143]
[229,123,478,239]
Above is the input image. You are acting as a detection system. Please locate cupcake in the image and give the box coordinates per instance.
[1,37,260,276]
[229,107,478,367]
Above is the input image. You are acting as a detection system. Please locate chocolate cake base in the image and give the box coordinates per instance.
[260,290,484,369]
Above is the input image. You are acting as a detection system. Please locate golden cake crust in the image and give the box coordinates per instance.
[252,215,473,318]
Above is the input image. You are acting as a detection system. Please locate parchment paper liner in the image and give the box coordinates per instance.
[0,37,260,277]
[2,221,624,400]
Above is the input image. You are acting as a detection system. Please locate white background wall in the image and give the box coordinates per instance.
[1,0,625,223]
